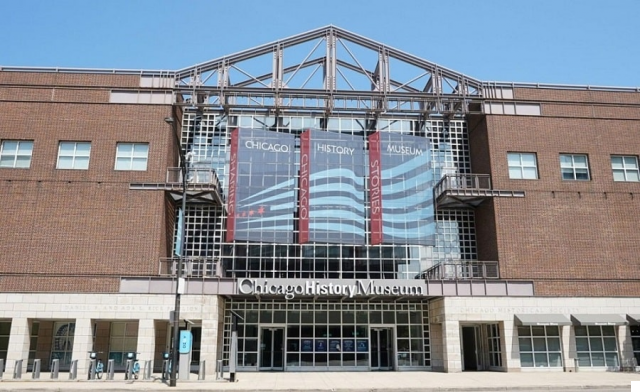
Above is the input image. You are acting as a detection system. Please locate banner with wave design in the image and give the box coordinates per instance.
[227,129,297,243]
[300,130,366,244]
[369,132,435,245]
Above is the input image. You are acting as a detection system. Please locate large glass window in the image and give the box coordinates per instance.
[508,152,538,179]
[57,141,91,170]
[51,322,75,369]
[115,143,148,171]
[611,155,639,182]
[631,325,640,367]
[225,300,430,370]
[0,140,33,168]
[560,154,590,180]
[575,326,619,368]
[108,321,138,368]
[518,326,562,368]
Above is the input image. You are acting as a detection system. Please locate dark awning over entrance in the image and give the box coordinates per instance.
[515,314,571,326]
[627,314,640,325]
[571,314,628,326]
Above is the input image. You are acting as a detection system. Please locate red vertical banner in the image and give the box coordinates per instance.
[225,128,239,242]
[298,130,311,243]
[368,132,383,245]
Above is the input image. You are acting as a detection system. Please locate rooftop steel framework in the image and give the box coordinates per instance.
[172,25,484,116]
[3,25,639,117]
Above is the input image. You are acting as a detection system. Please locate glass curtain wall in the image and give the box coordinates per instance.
[176,113,476,279]
[222,299,430,371]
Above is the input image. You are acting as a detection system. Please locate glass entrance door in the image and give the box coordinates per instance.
[260,327,284,371]
[370,327,392,370]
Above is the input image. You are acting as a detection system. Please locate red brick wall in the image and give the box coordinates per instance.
[0,71,141,88]
[0,73,177,292]
[470,95,640,295]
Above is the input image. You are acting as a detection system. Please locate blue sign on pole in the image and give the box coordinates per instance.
[179,331,193,354]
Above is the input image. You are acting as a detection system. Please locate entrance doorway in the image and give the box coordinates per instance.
[370,327,393,370]
[259,327,284,371]
[461,326,480,371]
[461,323,502,371]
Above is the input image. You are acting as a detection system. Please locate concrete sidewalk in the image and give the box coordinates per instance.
[0,371,639,391]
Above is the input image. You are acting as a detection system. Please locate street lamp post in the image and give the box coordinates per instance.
[165,116,187,387]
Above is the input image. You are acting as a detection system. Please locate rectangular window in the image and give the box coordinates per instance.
[611,155,639,182]
[115,143,149,171]
[508,152,538,179]
[487,323,502,367]
[574,325,619,368]
[560,154,590,181]
[518,326,562,368]
[108,321,139,369]
[57,141,91,170]
[631,325,640,367]
[0,140,34,168]
[51,322,75,370]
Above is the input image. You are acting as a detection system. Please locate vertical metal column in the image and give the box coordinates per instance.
[31,359,40,379]
[143,360,152,380]
[197,360,206,380]
[50,359,59,379]
[13,359,23,379]
[69,360,77,380]
[125,359,133,380]
[106,359,115,380]
[88,359,96,380]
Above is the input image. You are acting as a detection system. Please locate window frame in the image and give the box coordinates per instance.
[0,140,34,169]
[517,325,563,368]
[114,142,149,171]
[559,153,591,181]
[611,155,639,182]
[507,152,539,180]
[574,325,619,368]
[56,141,92,170]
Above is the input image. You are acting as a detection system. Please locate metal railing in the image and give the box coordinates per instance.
[159,257,222,278]
[166,167,222,188]
[434,174,492,199]
[420,261,499,280]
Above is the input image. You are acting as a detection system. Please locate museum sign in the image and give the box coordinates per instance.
[237,278,426,300]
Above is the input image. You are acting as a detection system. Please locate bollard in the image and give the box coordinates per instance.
[69,360,77,380]
[106,359,115,381]
[88,358,96,380]
[143,360,152,380]
[125,359,133,380]
[0,358,4,379]
[216,359,223,380]
[32,359,41,379]
[13,359,23,379]
[574,358,579,372]
[162,359,169,380]
[50,359,59,379]
[198,360,206,380]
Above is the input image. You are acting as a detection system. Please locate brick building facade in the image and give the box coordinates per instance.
[0,26,639,378]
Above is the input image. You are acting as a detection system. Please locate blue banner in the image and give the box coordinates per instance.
[376,132,435,245]
[232,129,297,243]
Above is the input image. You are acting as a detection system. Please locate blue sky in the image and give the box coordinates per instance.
[1,0,639,87]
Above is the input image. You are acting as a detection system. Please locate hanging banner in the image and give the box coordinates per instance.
[226,129,297,243]
[369,132,435,245]
[298,131,310,243]
[225,128,239,242]
[299,130,366,244]
[368,132,383,244]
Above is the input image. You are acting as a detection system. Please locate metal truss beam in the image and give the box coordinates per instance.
[172,25,484,115]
